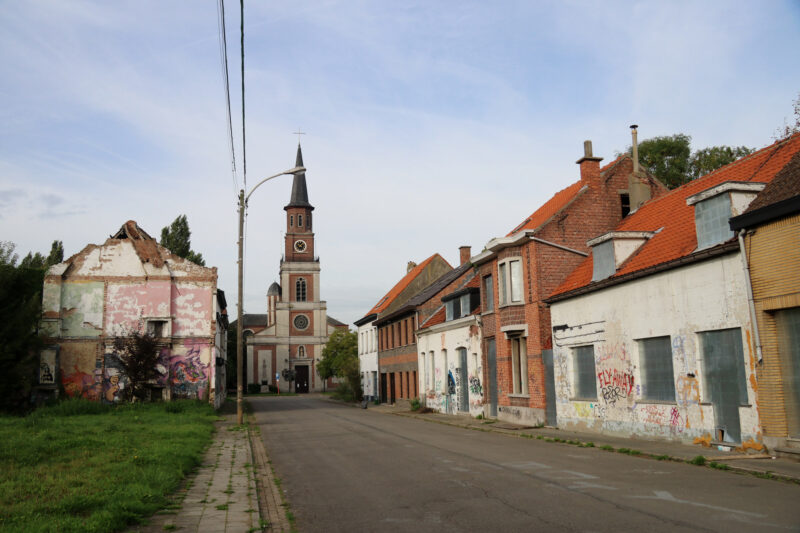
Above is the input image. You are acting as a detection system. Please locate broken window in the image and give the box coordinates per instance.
[573,345,597,400]
[694,193,733,249]
[620,193,631,218]
[638,336,675,402]
[147,320,167,338]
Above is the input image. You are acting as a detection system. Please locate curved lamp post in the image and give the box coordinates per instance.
[237,165,305,424]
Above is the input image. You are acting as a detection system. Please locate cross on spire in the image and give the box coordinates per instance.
[293,129,305,145]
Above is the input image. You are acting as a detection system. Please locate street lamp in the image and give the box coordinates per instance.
[237,165,305,425]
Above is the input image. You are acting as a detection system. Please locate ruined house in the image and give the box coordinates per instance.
[39,220,228,408]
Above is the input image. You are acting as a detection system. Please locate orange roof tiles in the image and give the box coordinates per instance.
[507,156,625,236]
[551,133,800,297]
[419,306,446,329]
[364,254,447,316]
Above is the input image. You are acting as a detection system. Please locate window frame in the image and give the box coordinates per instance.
[483,275,494,313]
[637,336,676,402]
[510,336,528,396]
[295,277,307,301]
[572,345,597,401]
[497,257,523,307]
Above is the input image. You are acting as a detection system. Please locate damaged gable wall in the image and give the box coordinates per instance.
[40,227,225,408]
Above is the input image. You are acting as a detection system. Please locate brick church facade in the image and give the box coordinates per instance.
[241,145,347,393]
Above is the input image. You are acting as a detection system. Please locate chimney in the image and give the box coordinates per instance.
[628,124,652,212]
[407,261,417,273]
[630,125,640,175]
[459,246,471,266]
[576,140,603,186]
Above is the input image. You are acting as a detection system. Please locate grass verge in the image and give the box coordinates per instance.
[0,398,216,532]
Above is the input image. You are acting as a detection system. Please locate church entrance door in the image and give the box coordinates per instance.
[295,365,309,393]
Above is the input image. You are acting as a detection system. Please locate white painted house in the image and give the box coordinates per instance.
[354,314,379,401]
[545,136,800,447]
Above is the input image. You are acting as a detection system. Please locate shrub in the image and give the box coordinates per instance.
[689,455,707,466]
[409,398,420,411]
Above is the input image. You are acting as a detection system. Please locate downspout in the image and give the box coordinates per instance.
[738,230,763,366]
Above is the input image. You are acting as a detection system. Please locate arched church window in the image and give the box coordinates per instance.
[296,278,307,301]
[298,214,303,227]
[290,215,294,227]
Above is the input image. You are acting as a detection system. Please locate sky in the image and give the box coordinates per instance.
[1,1,799,326]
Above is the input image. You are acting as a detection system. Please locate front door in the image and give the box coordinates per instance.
[487,339,498,417]
[380,373,387,403]
[295,365,309,393]
[458,348,469,413]
[700,329,747,443]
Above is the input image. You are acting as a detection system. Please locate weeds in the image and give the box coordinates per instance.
[689,455,707,466]
[600,445,614,451]
[708,461,730,470]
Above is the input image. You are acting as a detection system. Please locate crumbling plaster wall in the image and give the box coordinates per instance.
[550,253,761,444]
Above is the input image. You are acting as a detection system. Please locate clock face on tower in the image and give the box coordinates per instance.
[294,240,307,252]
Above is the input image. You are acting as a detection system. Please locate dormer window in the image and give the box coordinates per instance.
[443,288,480,321]
[686,181,765,250]
[589,231,655,281]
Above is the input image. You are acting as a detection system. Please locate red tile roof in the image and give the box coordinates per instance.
[551,133,800,297]
[364,254,449,316]
[419,306,446,329]
[507,156,626,236]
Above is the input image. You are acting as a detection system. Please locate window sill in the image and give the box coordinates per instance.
[498,302,525,309]
[570,397,597,402]
[481,310,495,316]
[636,399,677,405]
[508,393,530,399]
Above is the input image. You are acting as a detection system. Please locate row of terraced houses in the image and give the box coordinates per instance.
[355,130,800,457]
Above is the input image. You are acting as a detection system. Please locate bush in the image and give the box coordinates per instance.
[409,398,420,411]
[331,381,359,403]
[689,455,707,466]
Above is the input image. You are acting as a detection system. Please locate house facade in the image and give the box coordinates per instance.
[546,134,800,446]
[730,147,800,453]
[240,145,347,393]
[354,313,378,401]
[471,136,666,425]
[40,220,228,408]
[416,253,483,416]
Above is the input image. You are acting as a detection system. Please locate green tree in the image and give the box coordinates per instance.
[112,328,162,402]
[0,243,44,412]
[319,329,361,401]
[160,215,205,266]
[689,146,753,180]
[635,134,692,189]
[46,240,64,267]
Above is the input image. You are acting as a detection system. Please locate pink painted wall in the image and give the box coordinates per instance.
[105,280,171,334]
[172,284,213,336]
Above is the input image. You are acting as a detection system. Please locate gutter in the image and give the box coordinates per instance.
[738,230,764,366]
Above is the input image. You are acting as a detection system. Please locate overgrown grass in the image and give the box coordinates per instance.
[0,398,216,532]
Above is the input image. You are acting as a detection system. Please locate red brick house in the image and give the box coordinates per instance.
[471,136,666,425]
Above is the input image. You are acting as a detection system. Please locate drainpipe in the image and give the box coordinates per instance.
[738,230,763,367]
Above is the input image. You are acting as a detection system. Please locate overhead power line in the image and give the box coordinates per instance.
[216,0,238,196]
[240,0,247,191]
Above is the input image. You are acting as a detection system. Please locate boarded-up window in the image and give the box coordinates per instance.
[592,240,615,281]
[639,336,675,402]
[498,263,507,306]
[694,194,733,249]
[573,345,597,400]
[484,275,494,312]
[700,328,747,443]
[777,307,800,438]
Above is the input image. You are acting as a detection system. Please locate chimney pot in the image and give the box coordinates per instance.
[576,139,603,184]
[584,140,593,158]
[459,246,471,266]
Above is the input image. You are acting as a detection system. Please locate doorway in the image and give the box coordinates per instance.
[487,339,498,417]
[700,329,747,443]
[295,365,309,393]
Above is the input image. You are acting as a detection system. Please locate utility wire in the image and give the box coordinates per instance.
[216,0,238,197]
[240,0,247,191]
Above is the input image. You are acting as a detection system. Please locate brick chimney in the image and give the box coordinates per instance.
[459,246,471,266]
[576,140,603,187]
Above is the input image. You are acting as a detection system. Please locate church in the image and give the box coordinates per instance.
[242,145,347,393]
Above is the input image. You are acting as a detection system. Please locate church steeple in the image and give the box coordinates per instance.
[284,144,314,211]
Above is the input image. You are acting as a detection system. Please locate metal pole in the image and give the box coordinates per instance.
[237,189,245,425]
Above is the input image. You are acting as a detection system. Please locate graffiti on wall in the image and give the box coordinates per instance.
[63,365,103,401]
[166,344,209,400]
[597,369,635,405]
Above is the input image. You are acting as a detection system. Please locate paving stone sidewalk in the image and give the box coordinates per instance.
[129,411,288,533]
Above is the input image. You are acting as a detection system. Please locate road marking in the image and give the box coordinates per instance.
[629,490,765,518]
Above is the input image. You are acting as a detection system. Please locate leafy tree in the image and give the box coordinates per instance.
[46,240,64,267]
[635,134,692,189]
[112,328,162,402]
[319,329,361,401]
[625,134,754,189]
[0,244,44,412]
[19,252,45,269]
[689,146,753,180]
[160,215,206,266]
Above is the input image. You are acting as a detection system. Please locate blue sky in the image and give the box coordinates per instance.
[1,1,799,325]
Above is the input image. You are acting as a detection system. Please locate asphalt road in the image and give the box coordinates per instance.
[250,395,800,533]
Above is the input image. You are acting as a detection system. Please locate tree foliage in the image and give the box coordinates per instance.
[0,243,44,412]
[160,215,205,266]
[319,329,361,401]
[112,328,163,402]
[626,134,754,189]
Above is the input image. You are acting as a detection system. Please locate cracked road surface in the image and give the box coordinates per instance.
[250,395,800,532]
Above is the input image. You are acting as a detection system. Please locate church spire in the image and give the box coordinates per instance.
[285,143,314,211]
